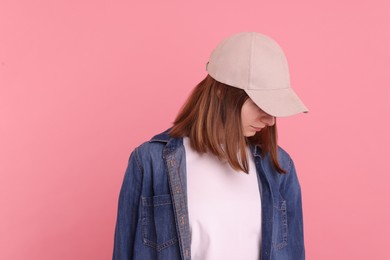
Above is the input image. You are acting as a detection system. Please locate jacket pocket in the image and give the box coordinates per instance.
[273,199,288,250]
[141,194,178,251]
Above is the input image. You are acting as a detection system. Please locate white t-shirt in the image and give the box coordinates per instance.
[183,137,262,260]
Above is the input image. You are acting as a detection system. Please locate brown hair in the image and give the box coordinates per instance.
[169,74,286,174]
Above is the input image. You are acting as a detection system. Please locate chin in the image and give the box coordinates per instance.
[244,132,256,137]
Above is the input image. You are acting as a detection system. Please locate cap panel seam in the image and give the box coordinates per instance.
[249,32,255,90]
[279,49,290,87]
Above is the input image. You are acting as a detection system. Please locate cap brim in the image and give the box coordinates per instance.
[245,88,309,117]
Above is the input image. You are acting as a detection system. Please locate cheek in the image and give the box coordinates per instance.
[241,104,251,124]
[241,111,249,126]
[241,110,256,125]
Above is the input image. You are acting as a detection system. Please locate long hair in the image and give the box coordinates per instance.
[169,74,286,174]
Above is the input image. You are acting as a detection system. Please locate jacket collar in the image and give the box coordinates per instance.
[149,128,172,143]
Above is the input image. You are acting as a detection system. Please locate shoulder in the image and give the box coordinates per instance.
[276,145,295,173]
[133,127,175,158]
[276,146,301,191]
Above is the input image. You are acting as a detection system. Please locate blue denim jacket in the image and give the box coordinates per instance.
[113,128,305,260]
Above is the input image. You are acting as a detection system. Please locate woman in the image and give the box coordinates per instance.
[113,32,308,260]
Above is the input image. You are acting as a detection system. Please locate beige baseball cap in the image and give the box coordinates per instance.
[206,31,308,117]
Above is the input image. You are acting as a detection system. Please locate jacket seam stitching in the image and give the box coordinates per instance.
[133,148,144,174]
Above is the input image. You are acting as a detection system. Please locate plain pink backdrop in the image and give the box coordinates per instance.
[1,0,389,259]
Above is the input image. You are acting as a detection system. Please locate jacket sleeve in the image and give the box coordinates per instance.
[113,148,143,260]
[284,158,305,259]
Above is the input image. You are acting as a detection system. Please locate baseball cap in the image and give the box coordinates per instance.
[206,31,309,117]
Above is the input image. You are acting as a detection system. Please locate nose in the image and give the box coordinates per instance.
[261,113,275,126]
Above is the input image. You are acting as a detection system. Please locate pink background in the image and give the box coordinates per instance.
[1,1,389,259]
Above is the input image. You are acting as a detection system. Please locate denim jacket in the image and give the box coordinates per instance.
[113,128,305,260]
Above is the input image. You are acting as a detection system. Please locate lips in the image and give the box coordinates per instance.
[251,126,264,131]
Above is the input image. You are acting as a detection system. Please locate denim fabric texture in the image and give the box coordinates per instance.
[113,128,305,260]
